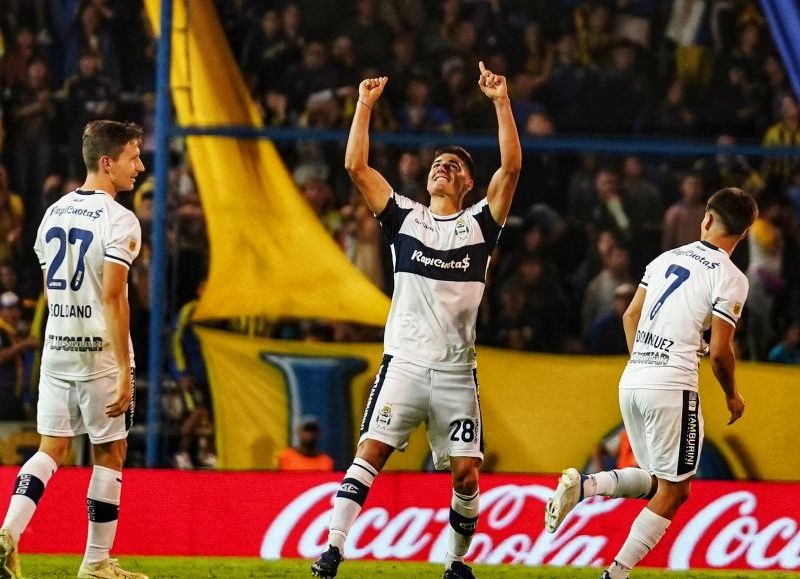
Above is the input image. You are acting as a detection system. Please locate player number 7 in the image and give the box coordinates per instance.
[649,264,691,320]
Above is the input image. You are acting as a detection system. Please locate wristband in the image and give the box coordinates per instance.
[358,98,371,110]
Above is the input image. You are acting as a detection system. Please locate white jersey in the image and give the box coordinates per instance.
[377,193,502,370]
[34,189,141,380]
[619,240,748,391]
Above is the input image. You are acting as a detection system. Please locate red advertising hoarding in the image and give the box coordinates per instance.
[0,468,797,571]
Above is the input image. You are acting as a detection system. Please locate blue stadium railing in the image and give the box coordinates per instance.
[171,125,800,157]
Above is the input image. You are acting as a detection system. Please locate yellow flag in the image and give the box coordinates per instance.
[143,0,389,324]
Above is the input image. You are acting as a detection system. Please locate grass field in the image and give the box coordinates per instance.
[14,556,798,579]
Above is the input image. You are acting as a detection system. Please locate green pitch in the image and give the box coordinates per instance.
[17,556,797,579]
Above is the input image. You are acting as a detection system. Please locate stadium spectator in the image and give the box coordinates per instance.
[586,283,637,355]
[586,425,638,474]
[277,417,334,471]
[652,79,695,136]
[0,166,25,266]
[74,1,121,86]
[593,41,649,134]
[768,322,800,364]
[698,64,758,137]
[694,134,765,194]
[340,0,394,66]
[392,150,426,202]
[762,94,800,189]
[581,244,632,338]
[0,292,37,421]
[239,8,286,91]
[3,27,37,89]
[63,50,116,178]
[747,205,784,359]
[662,173,707,250]
[585,167,632,240]
[621,156,662,268]
[339,192,386,291]
[8,56,54,205]
[540,32,593,132]
[170,283,215,469]
[330,34,360,88]
[397,77,453,133]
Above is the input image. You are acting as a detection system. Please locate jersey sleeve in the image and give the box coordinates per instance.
[712,270,749,327]
[33,219,46,269]
[104,211,142,269]
[469,198,503,250]
[375,192,415,243]
[639,259,655,289]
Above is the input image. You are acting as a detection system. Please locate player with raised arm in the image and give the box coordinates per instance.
[311,62,521,579]
[0,121,146,579]
[544,188,758,578]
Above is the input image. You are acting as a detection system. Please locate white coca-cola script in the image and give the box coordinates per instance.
[260,483,800,571]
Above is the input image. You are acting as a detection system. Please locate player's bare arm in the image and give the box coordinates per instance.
[102,261,132,418]
[709,316,745,425]
[479,61,522,225]
[344,76,393,215]
[622,287,647,354]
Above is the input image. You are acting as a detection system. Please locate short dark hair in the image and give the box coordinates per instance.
[82,121,143,172]
[433,146,474,178]
[706,187,758,236]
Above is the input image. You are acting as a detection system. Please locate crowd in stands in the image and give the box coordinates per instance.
[0,1,798,466]
[217,0,800,361]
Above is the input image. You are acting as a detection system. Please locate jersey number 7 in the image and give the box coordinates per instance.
[45,227,95,291]
[649,264,691,320]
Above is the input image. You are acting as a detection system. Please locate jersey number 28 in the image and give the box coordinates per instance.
[45,227,94,291]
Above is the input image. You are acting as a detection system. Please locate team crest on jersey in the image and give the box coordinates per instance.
[455,217,469,240]
[376,404,392,428]
[733,302,743,316]
[129,238,137,251]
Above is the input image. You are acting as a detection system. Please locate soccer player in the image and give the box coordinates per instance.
[545,188,758,578]
[311,62,521,579]
[0,121,147,579]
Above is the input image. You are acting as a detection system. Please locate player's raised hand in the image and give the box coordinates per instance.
[358,76,388,108]
[478,60,508,100]
[106,370,132,418]
[726,391,745,425]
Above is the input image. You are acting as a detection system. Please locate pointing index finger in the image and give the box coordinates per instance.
[479,61,487,75]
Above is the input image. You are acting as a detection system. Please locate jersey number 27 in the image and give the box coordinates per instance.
[45,227,94,291]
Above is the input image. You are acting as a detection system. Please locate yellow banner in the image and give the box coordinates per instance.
[143,0,390,324]
[197,328,800,480]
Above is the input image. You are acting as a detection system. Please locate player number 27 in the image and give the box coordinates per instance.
[450,419,476,443]
[45,227,94,291]
[649,264,691,320]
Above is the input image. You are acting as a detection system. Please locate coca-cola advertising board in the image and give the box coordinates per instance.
[0,468,797,571]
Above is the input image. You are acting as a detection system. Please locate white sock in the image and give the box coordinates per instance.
[1,451,57,543]
[83,466,122,565]
[606,559,631,579]
[584,468,652,499]
[612,507,671,573]
[328,458,377,551]
[445,489,479,569]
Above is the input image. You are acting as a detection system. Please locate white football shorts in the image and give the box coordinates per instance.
[359,355,483,470]
[619,387,704,482]
[37,369,136,444]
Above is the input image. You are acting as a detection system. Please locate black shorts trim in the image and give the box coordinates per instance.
[677,390,700,476]
[360,355,392,435]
